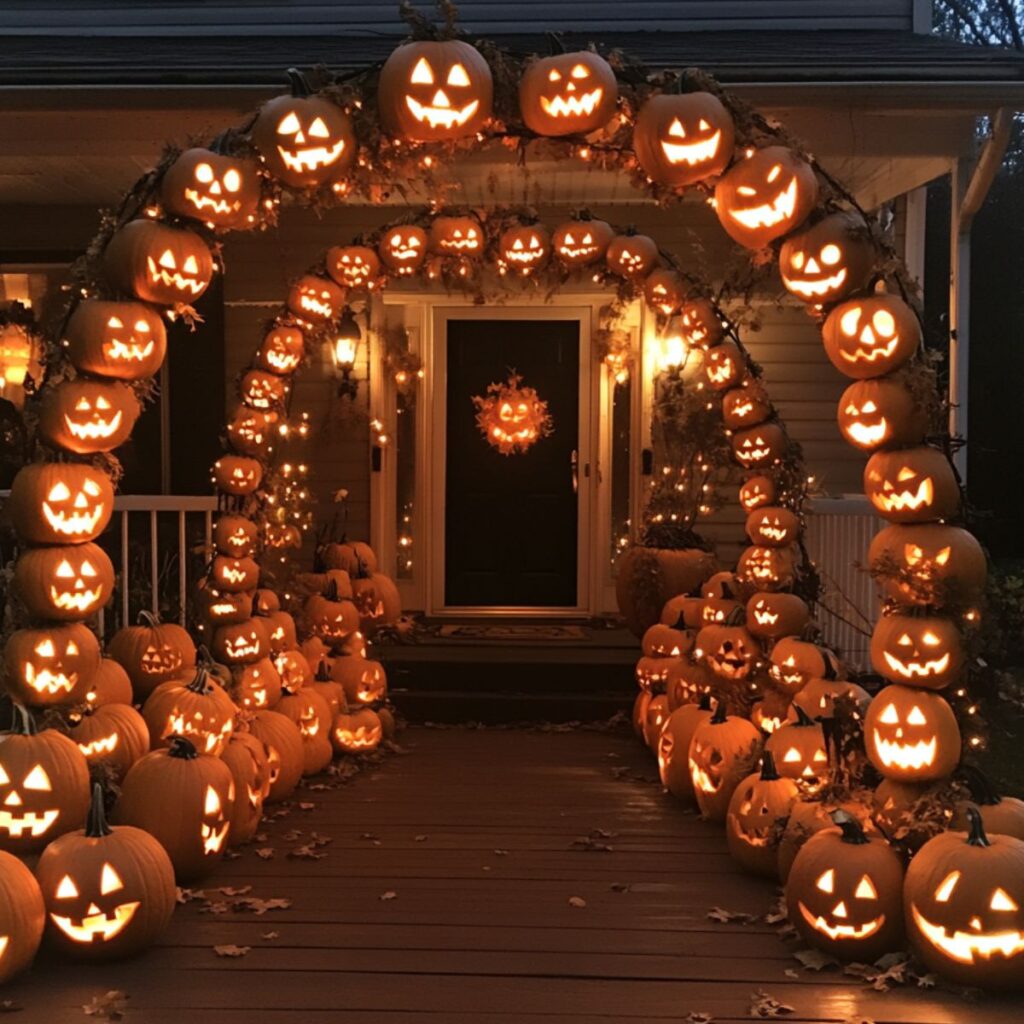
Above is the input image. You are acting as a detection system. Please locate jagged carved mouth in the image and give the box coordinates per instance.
[847,420,888,446]
[105,339,155,362]
[660,130,721,166]
[24,666,76,695]
[540,88,604,119]
[266,351,301,372]
[799,902,884,942]
[0,808,59,838]
[405,96,479,130]
[298,296,333,318]
[841,336,899,364]
[184,190,241,216]
[51,902,140,943]
[688,762,721,793]
[277,141,345,173]
[64,412,122,440]
[146,258,204,295]
[49,586,103,612]
[42,503,105,537]
[728,178,797,230]
[201,820,229,855]
[783,268,848,298]
[883,651,951,680]
[911,906,1024,965]
[872,479,933,513]
[78,733,119,758]
[872,731,937,771]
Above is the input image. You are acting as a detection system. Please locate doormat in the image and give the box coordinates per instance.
[437,625,588,641]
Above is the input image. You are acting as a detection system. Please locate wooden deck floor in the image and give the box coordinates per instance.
[8,726,1024,1022]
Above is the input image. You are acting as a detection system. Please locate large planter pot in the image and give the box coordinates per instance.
[616,546,717,638]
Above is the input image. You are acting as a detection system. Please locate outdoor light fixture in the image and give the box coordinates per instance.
[332,307,361,399]
[658,321,690,376]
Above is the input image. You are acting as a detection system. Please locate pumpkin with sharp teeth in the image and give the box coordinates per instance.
[688,702,763,822]
[751,690,792,735]
[211,555,260,594]
[0,709,90,855]
[633,91,734,187]
[213,454,264,496]
[726,751,800,877]
[240,369,288,412]
[214,514,260,558]
[221,729,271,845]
[254,325,305,376]
[286,274,344,325]
[429,214,483,257]
[108,612,196,700]
[643,268,685,316]
[765,707,830,784]
[823,292,921,379]
[499,223,550,273]
[38,379,140,455]
[657,693,713,802]
[161,147,260,229]
[226,406,278,456]
[378,225,428,274]
[863,447,960,524]
[739,474,777,513]
[865,684,960,782]
[331,706,383,754]
[212,618,268,666]
[104,219,213,306]
[251,73,355,188]
[331,655,388,706]
[677,298,723,350]
[247,709,304,803]
[65,300,167,381]
[905,806,1024,988]
[746,506,800,548]
[736,544,796,592]
[746,592,810,641]
[0,848,44,982]
[787,812,905,960]
[664,659,713,710]
[15,543,114,621]
[274,649,313,694]
[142,666,237,757]
[635,655,670,692]
[870,613,964,691]
[729,419,782,468]
[715,146,818,249]
[305,580,361,650]
[605,230,658,279]
[8,463,114,545]
[519,50,617,137]
[695,618,758,682]
[5,624,100,708]
[115,736,235,881]
[838,377,926,452]
[703,341,743,391]
[723,381,771,429]
[262,610,298,655]
[327,245,381,291]
[66,704,149,781]
[379,39,492,143]
[551,215,614,268]
[780,212,876,305]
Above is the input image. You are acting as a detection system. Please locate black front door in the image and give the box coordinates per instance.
[445,318,579,607]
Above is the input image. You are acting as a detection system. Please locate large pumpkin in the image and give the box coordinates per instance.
[0,848,45,982]
[161,146,260,229]
[520,50,617,137]
[65,299,168,380]
[864,685,961,782]
[7,462,114,545]
[37,379,140,455]
[4,623,100,708]
[36,783,175,960]
[103,219,213,306]
[779,211,876,306]
[14,542,114,621]
[634,91,734,187]
[863,447,960,524]
[822,292,921,379]
[108,612,197,700]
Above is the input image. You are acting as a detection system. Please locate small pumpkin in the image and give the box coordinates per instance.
[498,222,550,273]
[663,659,713,710]
[255,324,306,375]
[838,378,926,452]
[736,544,796,592]
[769,638,839,694]
[240,368,289,410]
[745,506,800,548]
[331,655,387,706]
[703,341,743,391]
[275,687,333,775]
[327,245,382,291]
[739,475,777,513]
[214,514,260,558]
[103,219,213,306]
[641,622,693,659]
[732,423,786,469]
[84,659,134,709]
[605,230,658,279]
[212,618,269,666]
[657,693,713,805]
[331,706,383,754]
[108,611,196,700]
[196,586,253,626]
[726,751,800,877]
[305,580,361,649]
[643,268,685,317]
[210,555,260,594]
[791,676,871,721]
[722,381,771,429]
[765,707,829,784]
[287,274,344,325]
[378,224,428,274]
[642,694,672,749]
[746,592,810,641]
[695,617,759,682]
[225,406,277,456]
[232,657,282,711]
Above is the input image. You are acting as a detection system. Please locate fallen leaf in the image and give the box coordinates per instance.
[570,837,613,852]
[568,896,587,908]
[610,882,631,893]
[915,972,936,989]
[223,849,241,860]
[298,802,315,811]
[282,829,304,842]
[749,989,794,1017]
[793,948,838,972]
[707,906,758,925]
[379,890,397,901]
[214,944,251,958]
[784,969,799,980]
[260,931,280,941]
[287,844,327,860]
[217,886,252,897]
[493,848,508,856]
[82,991,128,1020]
[685,1014,713,1024]
[414,834,428,842]
[255,848,275,860]
[310,832,333,847]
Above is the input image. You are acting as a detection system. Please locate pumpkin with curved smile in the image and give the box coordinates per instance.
[255,326,305,375]
[65,300,167,381]
[38,380,141,455]
[723,381,771,429]
[732,423,786,469]
[287,274,344,324]
[520,50,617,137]
[746,506,799,547]
[779,212,875,305]
[551,215,614,267]
[379,225,428,274]
[822,293,921,379]
[739,475,776,513]
[499,223,550,272]
[870,613,964,690]
[837,378,926,451]
[703,341,742,390]
[746,592,810,641]
[864,685,961,781]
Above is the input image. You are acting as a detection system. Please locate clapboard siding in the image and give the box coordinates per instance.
[0,1,918,35]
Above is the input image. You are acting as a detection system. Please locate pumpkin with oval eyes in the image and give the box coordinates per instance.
[8,463,114,546]
[739,474,777,513]
[780,212,876,305]
[657,693,713,802]
[703,341,742,391]
[736,544,796,592]
[38,379,141,455]
[519,50,617,137]
[36,783,176,960]
[286,274,344,325]
[643,268,685,317]
[65,300,168,381]
[0,848,45,981]
[865,684,961,782]
[104,219,213,306]
[213,455,264,496]
[765,707,829,784]
[254,325,305,377]
[688,702,763,822]
[723,381,771,429]
[715,146,818,249]
[823,292,921,379]
[747,592,810,641]
[746,506,800,548]
[870,613,964,691]
[161,146,260,229]
[14,543,114,621]
[378,224,428,274]
[5,623,100,709]
[634,91,734,187]
[429,214,483,257]
[605,231,658,279]
[379,39,493,142]
[66,704,149,781]
[863,447,960,524]
[551,215,614,268]
[108,612,196,699]
[262,610,297,655]
[726,751,800,877]
[905,807,1024,988]
[787,813,905,961]
[251,72,355,188]
[732,424,786,469]
[499,223,550,273]
[327,245,381,291]
[142,666,237,757]
[838,378,926,452]
[221,728,271,845]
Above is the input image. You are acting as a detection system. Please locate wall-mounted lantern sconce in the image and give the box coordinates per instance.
[658,319,691,377]
[332,307,361,399]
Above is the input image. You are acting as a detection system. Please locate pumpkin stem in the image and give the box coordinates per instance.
[710,699,728,724]
[168,735,200,760]
[964,804,992,848]
[85,783,113,839]
[285,67,312,99]
[760,750,781,781]
[137,609,161,629]
[697,692,713,712]
[9,703,37,736]
[792,705,816,728]
[820,651,839,681]
[724,605,746,626]
[208,129,235,157]
[324,579,340,601]
[830,810,870,845]
[196,644,215,667]
[315,658,332,683]
[959,764,1001,807]
[545,31,566,55]
[186,665,212,695]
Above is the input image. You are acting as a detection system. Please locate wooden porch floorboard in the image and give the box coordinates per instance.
[6,727,1023,1022]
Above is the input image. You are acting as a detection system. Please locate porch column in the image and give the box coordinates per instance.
[948,156,970,481]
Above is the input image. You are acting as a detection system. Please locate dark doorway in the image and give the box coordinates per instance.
[445,317,580,607]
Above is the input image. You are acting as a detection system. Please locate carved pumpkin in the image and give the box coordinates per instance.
[641,694,671,749]
[225,405,277,456]
[331,655,387,706]
[197,586,252,626]
[275,687,333,775]
[778,797,877,883]
[378,40,492,142]
[0,709,91,854]
[214,515,259,558]
[605,231,658,278]
[429,214,483,257]
[765,707,829,784]
[791,676,871,721]
[213,455,264,496]
[262,611,297,655]
[65,300,167,381]
[746,592,810,641]
[703,341,742,390]
[823,292,921,379]
[688,702,763,822]
[838,378,926,452]
[222,728,271,845]
[251,73,355,188]
[104,219,213,306]
[351,573,402,631]
[240,368,288,411]
[695,618,758,682]
[676,297,723,350]
[331,706,383,754]
[732,424,786,469]
[308,659,346,717]
[498,223,550,274]
[210,556,260,594]
[247,709,304,802]
[635,655,669,692]
[519,50,617,136]
[8,463,114,546]
[212,618,268,667]
[108,612,196,700]
[38,379,140,455]
[232,657,282,711]
[4,623,100,708]
[746,506,800,548]
[0,848,44,982]
[736,544,796,592]
[715,146,818,249]
[751,690,792,735]
[378,224,428,274]
[305,580,361,649]
[664,659,713,710]
[327,245,382,291]
[770,639,840,695]
[255,325,306,376]
[286,274,344,325]
[739,475,777,513]
[905,807,1024,988]
[66,704,149,781]
[275,649,314,694]
[722,381,771,429]
[657,693,713,803]
[85,659,134,709]
[865,684,961,782]
[551,215,614,268]
[14,542,114,621]
[633,91,734,187]
[863,447,960,523]
[142,666,237,757]
[726,751,799,877]
[787,813,905,961]
[641,622,694,659]
[115,737,234,881]
[161,147,260,229]
[643,268,685,316]
[779,212,876,305]
[870,613,964,691]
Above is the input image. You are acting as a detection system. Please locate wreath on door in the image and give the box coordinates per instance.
[472,372,553,456]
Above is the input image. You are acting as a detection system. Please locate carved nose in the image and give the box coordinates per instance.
[806,258,820,273]
[87,903,101,916]
[432,89,451,108]
[833,901,848,919]
[4,791,22,806]
[860,327,876,343]
[295,130,305,143]
[74,494,88,508]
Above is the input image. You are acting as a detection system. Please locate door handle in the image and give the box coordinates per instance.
[570,449,578,494]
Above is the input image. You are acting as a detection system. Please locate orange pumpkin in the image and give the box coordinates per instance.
[863,447,960,524]
[327,245,382,291]
[779,212,876,305]
[822,292,921,379]
[14,542,114,621]
[4,623,100,708]
[519,50,617,137]
[38,380,140,455]
[286,274,344,325]
[634,91,734,187]
[7,462,114,546]
[605,231,658,278]
[103,219,213,306]
[378,224,428,274]
[161,146,260,229]
[65,300,167,381]
[213,455,263,496]
[255,325,306,375]
[551,215,614,268]
[837,378,927,452]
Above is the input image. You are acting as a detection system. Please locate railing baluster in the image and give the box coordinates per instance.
[178,509,187,626]
[150,509,159,615]
[121,510,130,629]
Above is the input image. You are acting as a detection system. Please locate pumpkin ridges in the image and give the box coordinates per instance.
[0,848,45,982]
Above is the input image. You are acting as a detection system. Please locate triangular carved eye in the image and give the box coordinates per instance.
[56,875,79,899]
[204,785,221,815]
[447,63,470,87]
[410,58,434,85]
[935,870,960,902]
[816,869,834,893]
[24,765,52,791]
[101,862,124,895]
[991,888,1018,912]
[855,876,877,900]
[309,117,330,139]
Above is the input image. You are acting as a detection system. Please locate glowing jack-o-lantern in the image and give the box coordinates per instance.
[104,219,213,306]
[248,709,304,803]
[663,659,712,710]
[65,300,168,381]
[221,730,271,845]
[255,325,306,376]
[722,381,772,430]
[864,684,961,782]
[287,274,344,325]
[643,268,685,316]
[838,378,925,452]
[240,368,288,412]
[786,812,905,961]
[746,592,810,641]
[769,638,840,695]
[657,694,713,802]
[732,423,787,469]
[429,214,483,256]
[379,224,428,274]
[8,463,114,546]
[214,514,260,558]
[633,91,735,187]
[331,655,388,707]
[211,555,260,594]
[551,215,614,268]
[142,666,237,757]
[779,212,876,305]
[499,223,550,273]
[695,619,758,682]
[331,707,383,754]
[161,147,260,229]
[519,50,617,137]
[251,72,355,188]
[641,622,694,659]
[38,379,141,455]
[870,613,964,691]
[0,709,90,855]
[232,657,282,711]
[115,737,235,881]
[704,341,742,390]
[765,707,829,784]
[213,618,268,666]
[378,40,493,143]
[863,447,960,524]
[327,245,382,291]
[822,293,921,380]
[304,580,361,649]
[5,623,100,708]
[276,687,333,775]
[739,474,777,513]
[725,752,799,877]
[36,783,175,960]
[472,373,553,456]
[746,506,799,548]
[15,543,114,621]
[605,231,658,278]
[688,702,763,822]
[676,298,723,351]
[108,611,196,700]
[0,848,45,983]
[736,544,796,592]
[67,704,149,782]
[226,405,278,457]
[715,146,818,249]
[213,455,264,496]
[905,806,1024,989]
